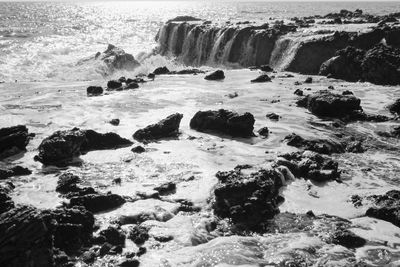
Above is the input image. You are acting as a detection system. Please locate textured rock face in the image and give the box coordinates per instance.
[276,151,340,182]
[0,165,31,180]
[133,113,183,142]
[97,44,140,71]
[212,167,284,231]
[297,90,362,118]
[388,99,400,115]
[68,193,126,213]
[320,44,400,85]
[0,205,55,267]
[365,190,400,227]
[190,109,255,137]
[0,125,31,159]
[35,128,132,165]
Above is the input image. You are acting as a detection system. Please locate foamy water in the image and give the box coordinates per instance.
[1,1,399,81]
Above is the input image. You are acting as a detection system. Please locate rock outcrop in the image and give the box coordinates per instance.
[34,128,132,165]
[0,125,31,159]
[365,190,400,227]
[133,113,183,142]
[190,109,255,137]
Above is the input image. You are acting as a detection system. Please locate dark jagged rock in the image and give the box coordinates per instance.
[204,70,225,80]
[284,133,345,154]
[34,128,86,165]
[69,193,125,213]
[131,145,145,153]
[107,80,123,90]
[213,167,284,231]
[251,74,271,83]
[0,205,55,267]
[128,225,149,244]
[117,259,140,267]
[365,190,400,227]
[260,65,273,72]
[96,44,140,71]
[388,99,400,115]
[276,151,340,182]
[81,129,132,152]
[153,66,170,75]
[0,165,31,180]
[266,112,280,121]
[294,89,304,96]
[35,128,132,165]
[320,44,400,85]
[99,226,126,246]
[56,172,81,194]
[297,90,362,118]
[153,182,176,195]
[109,119,120,126]
[125,82,139,89]
[190,109,255,137]
[258,127,269,137]
[87,86,103,96]
[47,206,95,252]
[304,77,313,83]
[133,113,183,142]
[330,229,366,248]
[0,125,31,159]
[0,184,15,213]
[169,68,205,75]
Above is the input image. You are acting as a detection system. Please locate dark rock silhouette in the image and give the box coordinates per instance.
[87,86,103,96]
[190,109,255,137]
[133,113,183,142]
[251,74,271,83]
[0,125,31,159]
[0,165,31,180]
[204,70,225,80]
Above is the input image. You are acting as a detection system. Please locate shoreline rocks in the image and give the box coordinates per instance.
[190,109,255,137]
[133,113,183,142]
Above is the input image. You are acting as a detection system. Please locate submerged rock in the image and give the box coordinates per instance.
[96,44,140,71]
[133,113,183,142]
[87,86,103,96]
[34,128,132,165]
[284,133,345,154]
[251,74,271,83]
[204,70,225,80]
[190,109,255,137]
[213,167,284,231]
[297,90,362,118]
[0,125,31,159]
[276,150,340,182]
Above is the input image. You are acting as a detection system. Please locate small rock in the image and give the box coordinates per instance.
[294,89,303,96]
[117,259,140,267]
[87,86,103,96]
[107,80,123,90]
[153,182,176,195]
[109,119,120,126]
[304,77,313,83]
[128,225,149,244]
[131,146,145,153]
[125,82,139,90]
[99,226,126,246]
[251,74,271,83]
[266,113,280,121]
[153,66,170,75]
[204,70,225,80]
[258,127,269,137]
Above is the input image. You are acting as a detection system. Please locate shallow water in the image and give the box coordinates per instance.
[1,69,400,265]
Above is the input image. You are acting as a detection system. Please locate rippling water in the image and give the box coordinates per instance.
[0,1,399,82]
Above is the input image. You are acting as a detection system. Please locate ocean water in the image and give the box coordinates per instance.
[0,1,399,82]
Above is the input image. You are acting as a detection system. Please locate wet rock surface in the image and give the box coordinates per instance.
[0,125,31,159]
[365,190,400,227]
[0,165,31,180]
[96,44,140,72]
[204,70,225,80]
[190,109,255,137]
[87,86,103,96]
[133,113,183,142]
[34,128,132,165]
[212,167,284,231]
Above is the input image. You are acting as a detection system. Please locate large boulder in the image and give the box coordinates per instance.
[320,44,400,85]
[212,167,284,231]
[96,44,140,71]
[0,205,55,267]
[0,125,31,159]
[190,109,255,137]
[34,128,132,165]
[297,90,362,118]
[133,113,183,142]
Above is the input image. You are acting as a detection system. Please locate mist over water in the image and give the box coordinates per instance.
[0,1,399,82]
